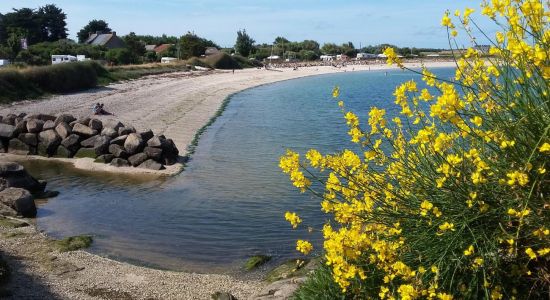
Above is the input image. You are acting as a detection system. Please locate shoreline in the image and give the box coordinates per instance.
[0,60,456,177]
[0,60,457,299]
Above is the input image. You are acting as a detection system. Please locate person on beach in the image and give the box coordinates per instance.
[93,103,112,115]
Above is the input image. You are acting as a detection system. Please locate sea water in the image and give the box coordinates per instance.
[25,68,455,274]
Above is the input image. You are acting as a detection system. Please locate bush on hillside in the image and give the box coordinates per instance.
[202,53,241,70]
[186,57,212,69]
[281,1,549,299]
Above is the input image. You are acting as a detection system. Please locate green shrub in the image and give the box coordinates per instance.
[0,70,40,103]
[202,53,241,70]
[53,235,93,252]
[292,264,345,300]
[22,62,99,93]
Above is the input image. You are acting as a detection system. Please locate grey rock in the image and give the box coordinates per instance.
[0,124,16,139]
[18,133,38,146]
[140,129,154,142]
[144,147,163,161]
[147,135,166,148]
[76,117,91,125]
[0,203,18,217]
[81,135,111,155]
[38,130,61,156]
[211,292,237,300]
[61,134,81,152]
[43,120,56,130]
[54,114,76,126]
[108,144,128,158]
[1,114,16,125]
[26,114,56,122]
[118,126,135,136]
[88,119,103,131]
[128,153,148,167]
[124,133,143,155]
[0,187,36,218]
[110,158,130,167]
[137,159,165,170]
[55,122,72,139]
[13,119,27,136]
[101,127,118,138]
[72,123,98,137]
[110,135,127,146]
[103,120,123,131]
[0,162,45,193]
[26,119,44,133]
[53,146,72,158]
[8,139,31,155]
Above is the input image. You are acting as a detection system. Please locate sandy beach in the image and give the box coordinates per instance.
[0,61,455,164]
[0,61,456,299]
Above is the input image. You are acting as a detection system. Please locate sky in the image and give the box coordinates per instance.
[0,0,498,49]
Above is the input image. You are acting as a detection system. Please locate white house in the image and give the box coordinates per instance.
[320,55,335,61]
[0,59,10,67]
[51,55,77,64]
[356,53,377,60]
[161,57,178,64]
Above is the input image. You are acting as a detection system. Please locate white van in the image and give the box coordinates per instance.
[51,55,77,64]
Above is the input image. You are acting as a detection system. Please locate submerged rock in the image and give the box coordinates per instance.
[0,162,45,193]
[0,187,36,218]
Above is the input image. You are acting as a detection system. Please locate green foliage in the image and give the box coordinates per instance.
[0,61,105,102]
[0,4,67,45]
[292,264,346,300]
[133,34,177,45]
[179,32,218,59]
[15,40,105,66]
[105,48,135,65]
[77,19,111,43]
[202,52,241,69]
[123,32,146,60]
[245,255,271,270]
[53,235,93,252]
[235,29,255,57]
[37,4,68,42]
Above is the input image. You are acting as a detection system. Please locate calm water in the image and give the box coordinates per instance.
[24,68,455,274]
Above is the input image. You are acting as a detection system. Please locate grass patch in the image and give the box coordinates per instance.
[53,235,93,252]
[265,258,319,283]
[292,264,345,300]
[103,62,190,83]
[2,232,28,238]
[245,255,271,270]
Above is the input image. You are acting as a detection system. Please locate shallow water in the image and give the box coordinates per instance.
[24,68,455,274]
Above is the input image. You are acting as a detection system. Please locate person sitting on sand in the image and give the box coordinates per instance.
[93,103,112,115]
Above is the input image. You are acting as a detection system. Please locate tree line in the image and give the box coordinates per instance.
[1,4,442,66]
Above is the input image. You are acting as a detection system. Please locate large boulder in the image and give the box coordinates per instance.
[60,134,81,152]
[26,119,44,133]
[124,133,144,155]
[108,144,128,159]
[147,135,166,148]
[13,119,27,136]
[54,114,76,126]
[8,139,32,155]
[103,120,123,131]
[55,122,72,139]
[0,188,36,217]
[101,127,118,138]
[144,147,163,161]
[94,154,114,164]
[0,162,45,194]
[81,135,111,155]
[137,159,165,170]
[26,114,56,122]
[110,135,127,146]
[88,119,103,131]
[1,114,16,125]
[128,153,148,167]
[0,124,15,139]
[118,126,136,136]
[72,123,98,137]
[38,130,61,156]
[75,117,91,126]
[140,129,154,142]
[53,146,72,158]
[43,120,56,131]
[18,133,38,146]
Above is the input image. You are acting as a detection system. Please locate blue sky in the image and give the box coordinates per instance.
[1,1,497,48]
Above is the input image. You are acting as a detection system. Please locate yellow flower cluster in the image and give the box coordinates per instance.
[280,0,549,298]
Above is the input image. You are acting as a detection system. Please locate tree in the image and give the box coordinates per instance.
[178,32,218,59]
[105,48,132,65]
[124,32,145,59]
[37,4,67,42]
[321,43,341,55]
[234,29,255,57]
[77,20,111,43]
[2,8,42,45]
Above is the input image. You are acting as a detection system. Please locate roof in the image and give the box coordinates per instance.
[145,45,156,51]
[85,33,117,46]
[153,44,173,53]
